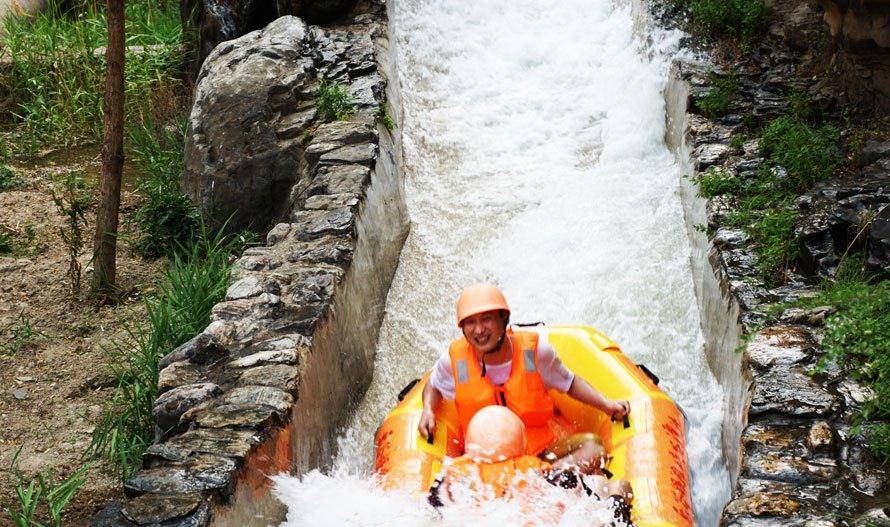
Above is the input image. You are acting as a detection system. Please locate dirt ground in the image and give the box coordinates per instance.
[0,145,165,525]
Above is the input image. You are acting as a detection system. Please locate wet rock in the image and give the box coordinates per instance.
[806,421,834,450]
[695,143,731,169]
[288,267,342,306]
[254,334,312,351]
[181,0,280,65]
[159,332,228,369]
[318,143,377,166]
[306,164,371,197]
[305,121,376,163]
[866,205,890,273]
[266,223,293,246]
[723,491,801,517]
[237,364,300,392]
[124,455,236,497]
[219,385,293,413]
[91,502,134,527]
[745,326,813,370]
[304,193,360,210]
[780,306,837,327]
[291,207,356,239]
[158,361,206,394]
[744,450,837,483]
[211,293,282,323]
[120,493,205,525]
[145,428,262,463]
[714,228,748,249]
[286,235,355,266]
[184,16,314,233]
[185,402,286,429]
[225,275,281,301]
[837,379,875,408]
[860,140,890,167]
[153,383,222,433]
[227,348,299,368]
[750,367,839,417]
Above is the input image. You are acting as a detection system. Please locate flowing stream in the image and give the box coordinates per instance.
[274,0,730,524]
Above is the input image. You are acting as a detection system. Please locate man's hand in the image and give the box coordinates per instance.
[607,399,630,419]
[418,407,436,440]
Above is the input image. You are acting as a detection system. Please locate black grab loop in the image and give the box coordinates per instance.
[397,378,420,401]
[513,321,546,327]
[427,432,434,445]
[636,363,660,385]
[611,413,631,429]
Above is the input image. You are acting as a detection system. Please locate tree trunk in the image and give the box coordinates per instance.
[92,0,125,297]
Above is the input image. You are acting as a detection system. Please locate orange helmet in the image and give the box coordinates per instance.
[464,406,526,463]
[456,283,510,327]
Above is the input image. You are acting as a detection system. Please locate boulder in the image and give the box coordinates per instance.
[183,16,316,233]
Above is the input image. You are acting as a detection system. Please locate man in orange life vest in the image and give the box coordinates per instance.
[418,283,630,470]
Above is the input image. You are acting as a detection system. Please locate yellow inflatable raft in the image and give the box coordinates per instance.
[374,325,694,527]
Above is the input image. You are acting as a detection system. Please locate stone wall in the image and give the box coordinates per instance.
[92,2,408,525]
[668,52,889,527]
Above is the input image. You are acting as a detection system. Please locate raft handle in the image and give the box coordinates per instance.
[427,432,434,445]
[397,378,420,401]
[513,321,545,327]
[610,413,631,429]
[636,363,660,385]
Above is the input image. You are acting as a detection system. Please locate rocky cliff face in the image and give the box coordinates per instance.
[93,2,408,525]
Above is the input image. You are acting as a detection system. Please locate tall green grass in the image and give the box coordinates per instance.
[89,225,239,478]
[1,447,89,527]
[1,0,182,157]
[128,116,199,257]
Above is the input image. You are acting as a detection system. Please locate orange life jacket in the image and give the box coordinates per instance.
[449,330,556,455]
[444,455,551,498]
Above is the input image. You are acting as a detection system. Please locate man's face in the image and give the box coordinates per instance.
[461,310,507,354]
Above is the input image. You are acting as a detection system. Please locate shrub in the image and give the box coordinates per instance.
[1,0,183,157]
[802,275,890,462]
[315,80,355,122]
[128,117,199,257]
[760,116,841,189]
[89,224,239,478]
[695,73,738,119]
[677,0,771,41]
[50,171,92,296]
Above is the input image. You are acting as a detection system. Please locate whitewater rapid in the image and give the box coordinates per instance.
[274,0,730,525]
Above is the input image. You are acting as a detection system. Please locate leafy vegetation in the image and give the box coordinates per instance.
[128,117,199,257]
[674,0,771,41]
[376,105,395,132]
[793,261,890,462]
[1,448,89,527]
[1,0,183,157]
[694,72,738,119]
[315,80,355,122]
[89,224,240,478]
[694,116,841,283]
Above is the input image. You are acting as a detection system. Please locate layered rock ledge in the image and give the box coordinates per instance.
[92,2,408,525]
[666,39,889,527]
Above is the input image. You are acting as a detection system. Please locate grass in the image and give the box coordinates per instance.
[376,105,395,132]
[315,80,355,122]
[1,447,89,527]
[89,224,240,478]
[1,0,183,157]
[694,116,841,283]
[128,116,199,258]
[674,0,771,42]
[694,72,738,119]
[0,312,47,355]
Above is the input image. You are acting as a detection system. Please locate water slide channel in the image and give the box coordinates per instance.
[273,0,731,524]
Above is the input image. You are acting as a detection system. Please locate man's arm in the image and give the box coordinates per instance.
[418,382,442,439]
[567,376,629,418]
